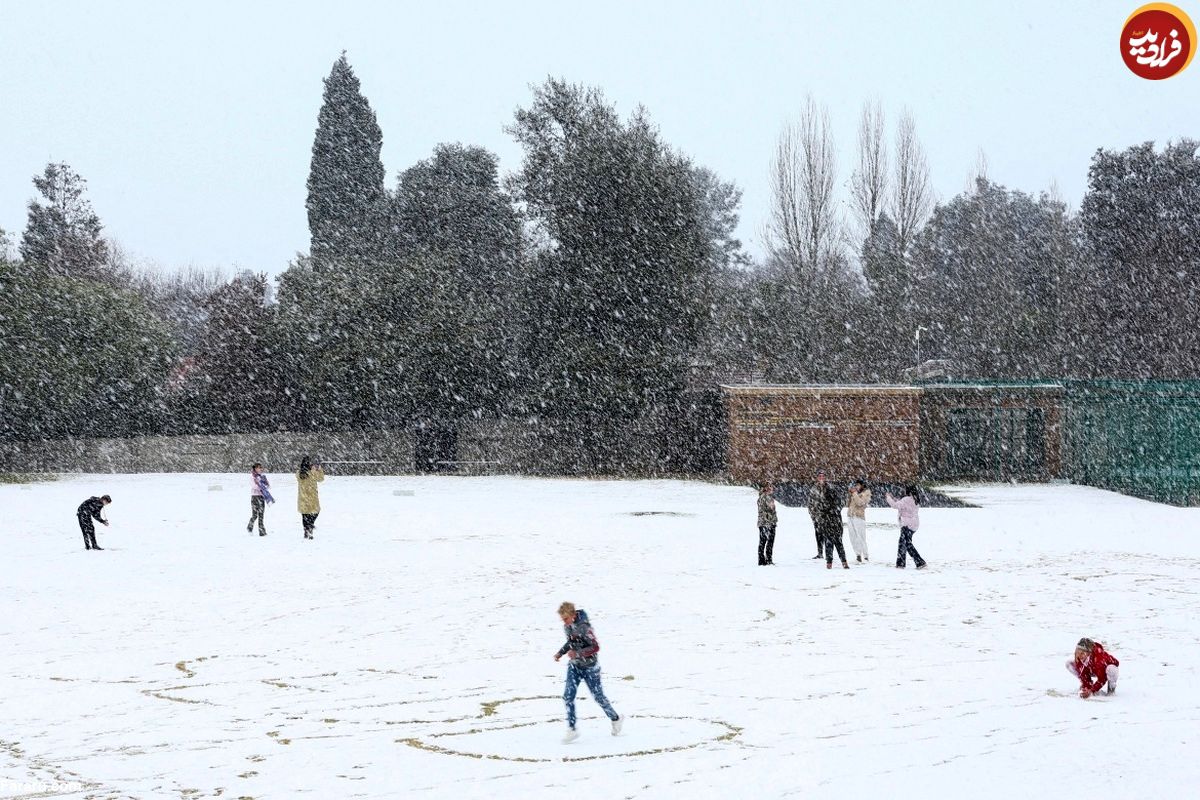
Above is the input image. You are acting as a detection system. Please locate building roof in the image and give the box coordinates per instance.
[720,384,921,394]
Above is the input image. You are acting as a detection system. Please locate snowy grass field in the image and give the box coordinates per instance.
[3,474,1200,799]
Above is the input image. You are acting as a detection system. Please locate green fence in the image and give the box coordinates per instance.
[1063,381,1200,506]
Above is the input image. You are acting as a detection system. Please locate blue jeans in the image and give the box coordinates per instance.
[563,663,618,728]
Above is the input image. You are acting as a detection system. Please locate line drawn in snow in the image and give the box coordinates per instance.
[398,712,742,763]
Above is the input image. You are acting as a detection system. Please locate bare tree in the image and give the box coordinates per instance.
[849,100,888,242]
[891,110,933,257]
[767,95,840,278]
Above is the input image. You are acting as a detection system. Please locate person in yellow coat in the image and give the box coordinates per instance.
[297,456,325,540]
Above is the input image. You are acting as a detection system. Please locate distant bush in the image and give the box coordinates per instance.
[0,473,58,484]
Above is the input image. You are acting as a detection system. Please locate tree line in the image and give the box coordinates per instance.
[2,55,1197,457]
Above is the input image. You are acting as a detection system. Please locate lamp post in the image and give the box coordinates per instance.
[914,325,928,376]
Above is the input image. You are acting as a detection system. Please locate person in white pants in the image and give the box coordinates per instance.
[1067,637,1120,698]
[846,479,871,563]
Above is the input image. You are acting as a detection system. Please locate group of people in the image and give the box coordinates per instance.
[245,457,326,539]
[74,466,1121,728]
[74,456,327,550]
[756,470,927,570]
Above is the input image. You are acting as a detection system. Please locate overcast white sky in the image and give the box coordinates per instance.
[1,0,1197,276]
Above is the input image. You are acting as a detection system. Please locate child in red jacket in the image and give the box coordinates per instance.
[1067,637,1120,698]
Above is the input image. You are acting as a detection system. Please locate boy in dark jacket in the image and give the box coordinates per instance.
[77,495,111,551]
[554,602,621,742]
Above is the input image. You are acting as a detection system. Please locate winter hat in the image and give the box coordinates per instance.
[1076,637,1095,652]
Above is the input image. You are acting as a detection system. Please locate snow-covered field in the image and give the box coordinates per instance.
[3,474,1199,799]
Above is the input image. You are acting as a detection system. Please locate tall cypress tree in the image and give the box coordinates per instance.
[20,162,110,280]
[305,53,386,270]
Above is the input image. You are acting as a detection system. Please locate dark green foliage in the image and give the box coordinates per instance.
[169,272,280,433]
[306,54,387,270]
[20,163,110,280]
[908,178,1071,378]
[1074,140,1200,378]
[0,259,177,440]
[507,79,717,424]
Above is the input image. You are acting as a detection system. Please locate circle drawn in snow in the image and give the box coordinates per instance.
[399,713,741,762]
[623,511,696,518]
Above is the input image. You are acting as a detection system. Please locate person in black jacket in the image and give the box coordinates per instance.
[809,471,848,569]
[77,495,111,551]
[757,483,777,566]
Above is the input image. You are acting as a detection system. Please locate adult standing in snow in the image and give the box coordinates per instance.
[297,456,324,540]
[248,462,274,536]
[76,495,111,551]
[554,601,622,742]
[885,485,926,569]
[1068,637,1120,698]
[757,483,777,566]
[846,479,871,563]
[810,471,848,569]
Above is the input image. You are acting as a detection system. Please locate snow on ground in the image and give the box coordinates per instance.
[2,474,1199,799]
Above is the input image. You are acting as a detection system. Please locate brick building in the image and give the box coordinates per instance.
[722,383,1064,485]
[723,385,920,483]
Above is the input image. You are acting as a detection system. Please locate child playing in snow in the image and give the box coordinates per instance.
[248,462,274,536]
[554,601,622,742]
[1068,637,1120,698]
[297,456,324,540]
[885,485,926,569]
[76,494,111,551]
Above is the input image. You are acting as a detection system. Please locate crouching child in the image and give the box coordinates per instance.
[1068,637,1120,698]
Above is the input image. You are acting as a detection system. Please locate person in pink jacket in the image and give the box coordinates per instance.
[885,485,927,569]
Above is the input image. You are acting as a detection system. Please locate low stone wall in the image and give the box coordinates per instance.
[0,431,416,475]
[0,411,724,478]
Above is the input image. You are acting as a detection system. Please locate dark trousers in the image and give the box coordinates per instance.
[78,514,98,549]
[823,529,847,564]
[758,524,776,565]
[896,526,926,568]
[248,496,266,533]
[302,512,319,538]
[814,528,825,556]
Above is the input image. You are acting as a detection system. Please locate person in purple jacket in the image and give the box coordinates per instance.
[247,463,274,536]
[885,485,927,569]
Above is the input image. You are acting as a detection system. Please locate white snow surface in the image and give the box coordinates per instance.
[3,474,1199,799]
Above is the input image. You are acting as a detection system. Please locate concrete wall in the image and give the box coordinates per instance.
[0,431,416,475]
[0,409,724,478]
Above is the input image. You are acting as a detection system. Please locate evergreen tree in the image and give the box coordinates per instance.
[1076,140,1200,378]
[390,143,525,419]
[0,260,176,440]
[861,213,906,301]
[909,178,1069,378]
[20,162,110,280]
[306,54,386,270]
[181,272,279,433]
[508,79,715,430]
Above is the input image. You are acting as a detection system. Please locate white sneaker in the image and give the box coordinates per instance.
[562,727,579,743]
[611,716,623,736]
